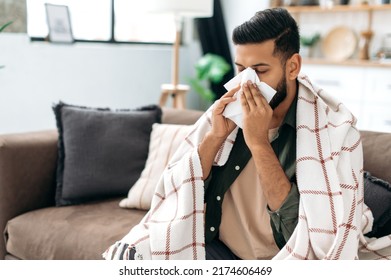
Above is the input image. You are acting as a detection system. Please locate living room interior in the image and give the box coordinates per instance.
[1,0,390,134]
[1,0,391,262]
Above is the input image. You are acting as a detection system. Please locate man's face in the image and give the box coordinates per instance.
[234,40,287,109]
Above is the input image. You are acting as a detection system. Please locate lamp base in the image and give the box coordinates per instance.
[159,83,190,109]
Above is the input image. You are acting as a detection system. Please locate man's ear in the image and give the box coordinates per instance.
[286,53,301,81]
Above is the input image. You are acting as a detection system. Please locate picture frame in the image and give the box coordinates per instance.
[45,3,74,43]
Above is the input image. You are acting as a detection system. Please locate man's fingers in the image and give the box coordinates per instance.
[250,82,268,107]
[221,84,240,98]
[219,86,239,106]
[240,88,250,112]
[242,81,257,109]
[214,84,240,114]
[246,82,270,109]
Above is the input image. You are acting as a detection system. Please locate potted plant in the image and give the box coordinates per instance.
[188,53,231,107]
[300,33,320,58]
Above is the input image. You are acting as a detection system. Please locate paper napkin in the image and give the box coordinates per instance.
[222,67,277,128]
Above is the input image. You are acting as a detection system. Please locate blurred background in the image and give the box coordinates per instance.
[1,0,391,133]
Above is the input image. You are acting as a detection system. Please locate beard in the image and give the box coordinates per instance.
[268,73,287,110]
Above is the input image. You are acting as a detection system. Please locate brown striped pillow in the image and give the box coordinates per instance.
[119,123,192,210]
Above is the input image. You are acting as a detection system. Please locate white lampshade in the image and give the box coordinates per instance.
[144,0,214,18]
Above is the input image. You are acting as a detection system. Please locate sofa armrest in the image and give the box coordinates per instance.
[360,130,391,184]
[0,130,58,259]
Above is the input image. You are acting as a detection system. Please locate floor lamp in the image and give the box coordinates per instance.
[145,0,214,109]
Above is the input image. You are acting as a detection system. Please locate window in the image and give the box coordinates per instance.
[26,0,176,44]
[114,0,175,43]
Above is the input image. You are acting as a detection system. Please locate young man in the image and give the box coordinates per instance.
[104,8,391,260]
[200,8,301,260]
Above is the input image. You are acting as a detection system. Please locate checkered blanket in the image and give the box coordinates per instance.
[103,74,391,260]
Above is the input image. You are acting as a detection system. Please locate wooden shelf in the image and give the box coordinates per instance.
[302,58,391,68]
[287,4,391,68]
[286,4,391,13]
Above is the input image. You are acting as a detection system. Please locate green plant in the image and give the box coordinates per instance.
[188,53,231,103]
[300,33,320,47]
[0,21,12,69]
[0,21,13,33]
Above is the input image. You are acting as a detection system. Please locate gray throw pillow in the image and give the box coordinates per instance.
[364,171,391,238]
[53,102,162,206]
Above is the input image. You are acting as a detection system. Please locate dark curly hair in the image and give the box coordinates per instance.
[232,8,300,65]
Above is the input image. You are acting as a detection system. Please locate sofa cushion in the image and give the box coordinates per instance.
[364,171,391,238]
[52,102,162,206]
[361,130,391,184]
[161,107,204,125]
[119,123,193,210]
[4,198,147,260]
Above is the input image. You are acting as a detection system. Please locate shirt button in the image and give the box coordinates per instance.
[216,196,221,201]
[210,227,215,232]
[235,165,240,171]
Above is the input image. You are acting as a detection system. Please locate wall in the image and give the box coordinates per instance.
[0,0,266,134]
[222,0,270,62]
[0,32,202,134]
[3,0,388,134]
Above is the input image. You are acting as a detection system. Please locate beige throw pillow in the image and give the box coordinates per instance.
[119,123,192,210]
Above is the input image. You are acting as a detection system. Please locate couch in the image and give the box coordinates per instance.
[0,107,204,260]
[1,106,390,260]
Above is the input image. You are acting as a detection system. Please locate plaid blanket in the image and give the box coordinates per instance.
[103,74,391,260]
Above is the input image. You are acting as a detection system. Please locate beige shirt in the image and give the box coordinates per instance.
[219,128,280,260]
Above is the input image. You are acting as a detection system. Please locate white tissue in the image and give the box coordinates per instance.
[222,67,277,128]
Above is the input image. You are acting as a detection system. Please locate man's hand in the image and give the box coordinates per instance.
[240,80,291,211]
[198,84,240,180]
[240,80,273,149]
[209,84,240,140]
